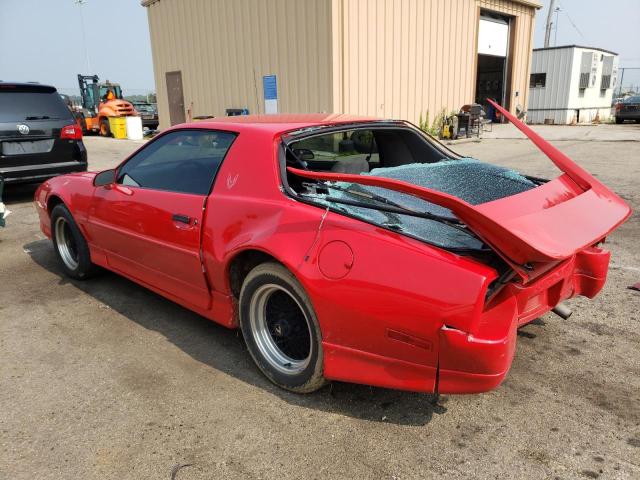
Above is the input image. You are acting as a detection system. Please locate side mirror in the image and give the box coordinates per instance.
[94,169,116,187]
[293,148,315,161]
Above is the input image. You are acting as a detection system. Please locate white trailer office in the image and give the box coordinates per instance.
[528,45,619,124]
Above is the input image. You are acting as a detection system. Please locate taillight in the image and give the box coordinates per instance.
[615,103,623,111]
[60,124,82,140]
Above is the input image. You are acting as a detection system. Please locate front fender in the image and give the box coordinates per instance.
[34,173,97,238]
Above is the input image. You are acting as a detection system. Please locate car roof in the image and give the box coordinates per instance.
[174,113,403,137]
[0,82,57,93]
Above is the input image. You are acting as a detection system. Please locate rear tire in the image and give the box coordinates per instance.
[51,204,98,280]
[99,118,111,137]
[239,262,326,393]
[615,117,623,124]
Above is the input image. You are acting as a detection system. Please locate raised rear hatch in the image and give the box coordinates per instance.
[288,100,631,283]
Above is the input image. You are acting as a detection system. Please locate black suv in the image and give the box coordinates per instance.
[0,83,87,184]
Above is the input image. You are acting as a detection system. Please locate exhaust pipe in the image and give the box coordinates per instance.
[552,303,572,320]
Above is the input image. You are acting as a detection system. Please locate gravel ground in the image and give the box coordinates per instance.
[1,125,639,480]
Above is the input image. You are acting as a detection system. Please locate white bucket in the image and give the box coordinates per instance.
[126,116,143,140]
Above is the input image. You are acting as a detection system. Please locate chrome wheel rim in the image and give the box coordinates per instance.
[55,217,79,270]
[249,284,312,375]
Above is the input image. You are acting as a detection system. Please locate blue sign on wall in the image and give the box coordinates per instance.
[263,75,278,101]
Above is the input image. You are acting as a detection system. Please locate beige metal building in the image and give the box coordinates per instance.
[142,0,541,130]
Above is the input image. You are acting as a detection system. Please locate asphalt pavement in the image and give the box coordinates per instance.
[1,126,639,479]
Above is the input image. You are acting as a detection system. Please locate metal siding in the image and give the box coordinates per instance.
[529,47,618,124]
[568,48,617,123]
[339,0,536,123]
[145,0,537,127]
[146,0,334,130]
[528,48,573,124]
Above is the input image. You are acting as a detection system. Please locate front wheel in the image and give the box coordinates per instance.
[51,204,97,280]
[239,263,326,393]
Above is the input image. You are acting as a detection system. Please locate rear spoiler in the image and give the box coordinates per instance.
[287,101,631,282]
[486,99,593,191]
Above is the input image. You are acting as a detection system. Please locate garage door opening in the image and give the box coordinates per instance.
[475,12,513,122]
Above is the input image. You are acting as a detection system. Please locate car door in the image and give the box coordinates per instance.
[87,129,237,310]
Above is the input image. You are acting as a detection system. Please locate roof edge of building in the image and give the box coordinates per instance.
[533,45,618,56]
[513,0,543,8]
[140,0,542,9]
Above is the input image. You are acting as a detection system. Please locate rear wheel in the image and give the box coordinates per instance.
[51,204,97,280]
[239,263,326,393]
[99,118,111,137]
[615,116,623,124]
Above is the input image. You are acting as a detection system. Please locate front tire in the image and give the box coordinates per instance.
[51,204,97,280]
[239,262,326,393]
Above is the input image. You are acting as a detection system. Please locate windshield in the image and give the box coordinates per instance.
[0,89,73,122]
[99,85,122,100]
[624,95,640,103]
[135,103,156,113]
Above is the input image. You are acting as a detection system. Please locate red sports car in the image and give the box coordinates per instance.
[34,101,630,394]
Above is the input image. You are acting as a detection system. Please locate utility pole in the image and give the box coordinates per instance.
[553,7,561,47]
[544,0,558,48]
[76,0,91,73]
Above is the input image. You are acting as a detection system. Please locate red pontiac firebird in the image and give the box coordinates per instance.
[34,101,630,394]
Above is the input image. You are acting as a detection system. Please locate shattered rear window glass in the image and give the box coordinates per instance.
[305,159,536,251]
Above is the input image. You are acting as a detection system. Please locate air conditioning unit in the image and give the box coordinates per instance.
[579,52,599,89]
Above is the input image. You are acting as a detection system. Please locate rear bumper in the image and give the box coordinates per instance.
[616,111,640,121]
[1,160,87,184]
[141,118,159,129]
[437,246,610,394]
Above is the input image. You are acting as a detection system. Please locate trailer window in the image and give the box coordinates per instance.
[530,73,546,88]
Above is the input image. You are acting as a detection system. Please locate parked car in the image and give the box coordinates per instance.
[0,83,86,184]
[131,101,159,130]
[34,101,630,395]
[615,95,640,123]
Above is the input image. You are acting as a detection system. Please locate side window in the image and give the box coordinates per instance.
[117,130,236,195]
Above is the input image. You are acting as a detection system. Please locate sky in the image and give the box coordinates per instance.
[1,0,639,95]
[533,0,640,88]
[0,0,155,95]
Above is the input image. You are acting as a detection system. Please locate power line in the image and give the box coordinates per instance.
[75,0,91,72]
[558,1,585,39]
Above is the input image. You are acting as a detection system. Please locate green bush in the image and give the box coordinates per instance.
[418,109,449,138]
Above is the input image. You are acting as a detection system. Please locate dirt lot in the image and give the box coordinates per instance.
[1,124,639,479]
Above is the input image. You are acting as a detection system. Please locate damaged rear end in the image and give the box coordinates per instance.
[288,101,631,393]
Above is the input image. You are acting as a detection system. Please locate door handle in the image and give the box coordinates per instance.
[172,213,192,225]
